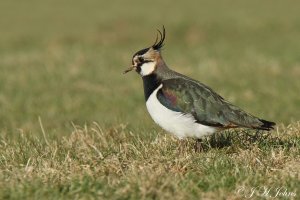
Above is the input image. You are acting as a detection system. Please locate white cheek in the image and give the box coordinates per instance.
[140,62,156,76]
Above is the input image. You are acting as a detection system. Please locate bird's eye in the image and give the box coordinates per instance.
[138,57,144,63]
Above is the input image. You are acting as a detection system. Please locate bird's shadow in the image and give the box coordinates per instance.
[198,129,298,152]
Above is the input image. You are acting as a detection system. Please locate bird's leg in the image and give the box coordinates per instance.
[194,138,204,152]
[178,139,187,153]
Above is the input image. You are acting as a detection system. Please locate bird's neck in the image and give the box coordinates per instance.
[142,74,161,101]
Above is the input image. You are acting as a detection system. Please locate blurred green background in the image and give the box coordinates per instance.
[0,0,299,136]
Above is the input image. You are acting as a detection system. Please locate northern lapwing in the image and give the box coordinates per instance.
[124,27,275,150]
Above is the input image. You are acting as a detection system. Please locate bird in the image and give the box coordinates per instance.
[124,27,275,150]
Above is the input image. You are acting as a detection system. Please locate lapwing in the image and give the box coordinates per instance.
[124,27,275,149]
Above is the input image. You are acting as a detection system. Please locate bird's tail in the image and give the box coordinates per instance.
[257,119,276,131]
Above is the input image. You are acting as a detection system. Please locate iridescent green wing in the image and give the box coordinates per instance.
[157,78,263,128]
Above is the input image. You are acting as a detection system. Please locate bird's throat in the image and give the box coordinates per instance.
[142,74,161,101]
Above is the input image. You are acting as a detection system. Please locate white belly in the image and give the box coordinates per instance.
[146,84,216,139]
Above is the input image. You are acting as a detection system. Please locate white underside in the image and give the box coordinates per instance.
[146,84,217,139]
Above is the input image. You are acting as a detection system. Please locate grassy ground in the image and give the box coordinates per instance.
[0,0,299,199]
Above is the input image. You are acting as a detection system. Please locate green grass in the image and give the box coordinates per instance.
[0,123,299,199]
[0,0,299,199]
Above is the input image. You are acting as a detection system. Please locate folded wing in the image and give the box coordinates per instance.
[157,78,275,130]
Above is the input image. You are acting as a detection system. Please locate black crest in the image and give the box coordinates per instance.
[132,26,166,59]
[152,26,166,51]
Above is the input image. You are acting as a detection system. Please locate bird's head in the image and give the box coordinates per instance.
[124,27,166,76]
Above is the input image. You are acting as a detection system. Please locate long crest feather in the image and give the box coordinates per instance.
[152,33,159,47]
[152,26,166,50]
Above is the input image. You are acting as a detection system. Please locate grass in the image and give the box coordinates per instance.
[0,0,300,199]
[0,123,299,199]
